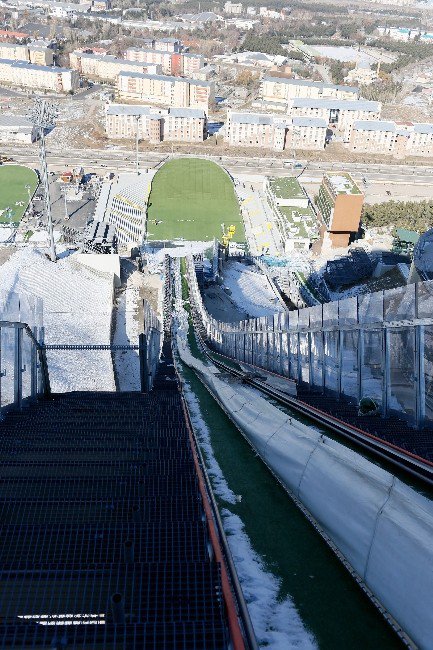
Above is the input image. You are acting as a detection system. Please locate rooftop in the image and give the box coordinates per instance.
[325,172,362,196]
[395,228,420,244]
[353,120,396,132]
[263,76,359,95]
[292,116,328,128]
[269,176,306,200]
[292,97,380,111]
[278,205,319,240]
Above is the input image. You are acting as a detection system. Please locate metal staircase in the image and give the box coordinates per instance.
[0,336,254,649]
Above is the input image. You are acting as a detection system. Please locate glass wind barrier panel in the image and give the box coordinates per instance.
[289,333,299,381]
[289,310,299,332]
[341,330,359,403]
[309,304,323,329]
[384,284,416,322]
[417,281,433,320]
[424,326,433,426]
[281,332,289,377]
[0,326,15,409]
[310,331,323,392]
[338,296,358,326]
[361,329,383,408]
[388,328,416,424]
[323,301,338,328]
[299,333,310,385]
[358,291,383,325]
[324,331,339,395]
[298,307,310,331]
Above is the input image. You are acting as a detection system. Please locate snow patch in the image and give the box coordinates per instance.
[182,380,317,650]
[221,261,284,317]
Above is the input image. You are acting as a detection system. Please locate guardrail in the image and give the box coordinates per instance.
[0,320,50,417]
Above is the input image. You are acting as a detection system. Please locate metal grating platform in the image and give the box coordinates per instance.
[0,342,231,649]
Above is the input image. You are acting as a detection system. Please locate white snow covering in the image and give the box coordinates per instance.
[145,241,212,274]
[0,248,115,392]
[112,271,142,391]
[173,258,316,649]
[221,261,284,317]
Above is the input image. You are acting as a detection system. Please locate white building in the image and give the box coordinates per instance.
[0,58,79,92]
[105,104,206,143]
[226,110,327,151]
[289,97,381,141]
[224,1,243,13]
[0,115,37,143]
[70,50,161,81]
[350,120,433,158]
[262,76,359,109]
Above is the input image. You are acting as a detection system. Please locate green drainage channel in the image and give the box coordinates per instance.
[182,364,403,650]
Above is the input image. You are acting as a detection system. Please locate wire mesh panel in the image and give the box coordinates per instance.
[417,281,433,320]
[288,333,299,381]
[338,297,358,327]
[358,291,383,325]
[298,333,310,385]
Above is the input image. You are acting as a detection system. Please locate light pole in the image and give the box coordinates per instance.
[29,98,58,262]
[25,184,32,214]
[134,114,140,175]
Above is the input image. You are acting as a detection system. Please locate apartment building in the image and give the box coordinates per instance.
[0,42,53,66]
[262,76,359,108]
[224,1,243,14]
[316,173,364,248]
[124,48,204,77]
[124,48,172,74]
[154,38,182,53]
[105,104,206,143]
[0,115,37,143]
[289,98,381,141]
[28,45,54,66]
[350,120,433,158]
[70,50,160,81]
[117,71,214,112]
[225,110,327,151]
[0,58,79,92]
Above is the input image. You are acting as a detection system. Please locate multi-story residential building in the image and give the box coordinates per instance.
[105,104,206,142]
[117,71,213,112]
[153,38,182,53]
[225,110,327,151]
[224,1,243,14]
[316,173,364,248]
[124,48,172,74]
[28,44,54,66]
[124,48,204,77]
[289,98,381,141]
[350,120,433,158]
[345,61,378,86]
[0,115,37,143]
[0,42,53,66]
[0,43,29,61]
[0,58,79,92]
[70,50,160,81]
[262,76,359,108]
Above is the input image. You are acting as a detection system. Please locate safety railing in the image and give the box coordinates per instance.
[0,320,50,418]
[185,255,433,430]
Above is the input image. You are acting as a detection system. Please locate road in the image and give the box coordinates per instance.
[3,143,433,203]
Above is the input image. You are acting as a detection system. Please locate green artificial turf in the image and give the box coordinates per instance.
[147,158,244,242]
[0,165,38,224]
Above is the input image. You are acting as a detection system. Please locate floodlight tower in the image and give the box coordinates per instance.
[30,98,58,262]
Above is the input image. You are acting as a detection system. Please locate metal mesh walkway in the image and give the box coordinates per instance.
[0,342,231,649]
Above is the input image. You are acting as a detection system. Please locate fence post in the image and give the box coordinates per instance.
[14,325,23,410]
[357,327,364,404]
[30,326,38,401]
[382,327,390,418]
[139,333,148,393]
[415,324,425,429]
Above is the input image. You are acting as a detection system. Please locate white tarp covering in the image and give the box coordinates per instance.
[176,333,433,649]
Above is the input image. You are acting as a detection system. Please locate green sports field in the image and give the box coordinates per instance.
[0,165,38,224]
[146,158,244,242]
